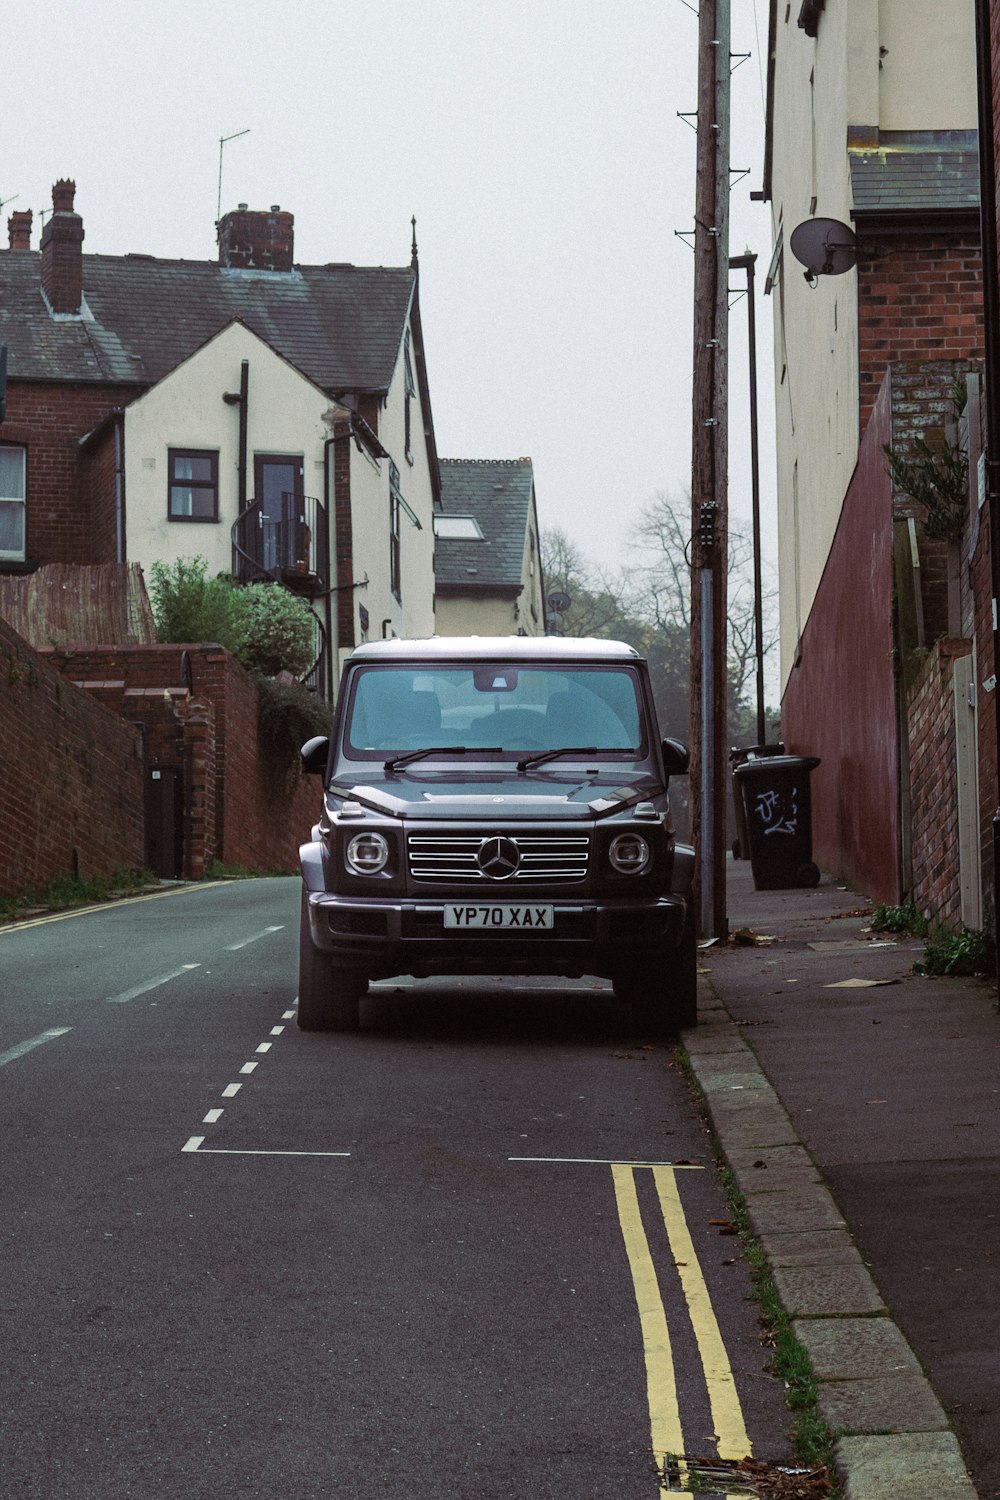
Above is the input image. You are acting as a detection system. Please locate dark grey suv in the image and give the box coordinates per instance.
[298,636,695,1033]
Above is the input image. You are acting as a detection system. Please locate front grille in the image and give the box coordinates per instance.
[408,832,589,885]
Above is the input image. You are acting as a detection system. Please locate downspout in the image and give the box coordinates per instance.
[973,0,1000,972]
[237,359,248,514]
[324,435,340,702]
[114,411,125,564]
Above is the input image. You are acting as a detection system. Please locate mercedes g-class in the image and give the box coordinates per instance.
[298,636,695,1033]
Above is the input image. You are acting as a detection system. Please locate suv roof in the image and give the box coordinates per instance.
[347,636,642,663]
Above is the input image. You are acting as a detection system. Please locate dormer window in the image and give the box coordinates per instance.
[433,515,483,540]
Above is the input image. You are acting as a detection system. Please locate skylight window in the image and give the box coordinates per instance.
[434,515,484,540]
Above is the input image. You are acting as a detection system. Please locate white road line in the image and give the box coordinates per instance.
[227,925,284,951]
[222,1083,241,1098]
[255,1042,271,1054]
[282,1009,296,1020]
[0,1027,72,1069]
[270,1026,284,1036]
[184,1145,351,1158]
[106,964,200,1003]
[508,1157,706,1167]
[203,1109,224,1124]
[239,1061,258,1074]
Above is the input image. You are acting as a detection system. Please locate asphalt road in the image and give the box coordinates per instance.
[0,879,795,1499]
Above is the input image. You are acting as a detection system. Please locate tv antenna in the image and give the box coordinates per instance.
[217,129,250,222]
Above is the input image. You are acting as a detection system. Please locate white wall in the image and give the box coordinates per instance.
[124,321,335,584]
[767,0,976,689]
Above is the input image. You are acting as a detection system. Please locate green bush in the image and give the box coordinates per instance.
[148,559,319,680]
[231,583,318,679]
[148,556,242,653]
[256,675,331,780]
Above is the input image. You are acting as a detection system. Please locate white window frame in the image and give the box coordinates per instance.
[0,444,26,562]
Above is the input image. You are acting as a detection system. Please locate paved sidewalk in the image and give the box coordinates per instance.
[685,860,999,1500]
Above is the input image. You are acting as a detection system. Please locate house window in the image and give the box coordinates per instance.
[0,444,26,561]
[390,461,403,601]
[168,449,218,521]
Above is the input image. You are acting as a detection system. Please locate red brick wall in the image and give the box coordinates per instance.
[0,617,144,897]
[857,236,984,431]
[781,375,900,902]
[40,642,322,875]
[0,381,141,565]
[907,638,973,927]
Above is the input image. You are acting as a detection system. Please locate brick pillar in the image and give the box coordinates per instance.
[8,210,32,251]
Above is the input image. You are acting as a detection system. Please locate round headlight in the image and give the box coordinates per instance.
[346,831,390,875]
[609,832,650,875]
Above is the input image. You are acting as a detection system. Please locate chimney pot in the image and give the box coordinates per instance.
[8,209,33,252]
[51,179,77,214]
[217,203,295,272]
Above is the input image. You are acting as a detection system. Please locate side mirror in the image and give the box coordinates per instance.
[300,736,330,776]
[662,737,690,776]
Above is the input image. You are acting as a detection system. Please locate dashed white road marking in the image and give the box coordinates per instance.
[222,1083,241,1098]
[255,1042,271,1054]
[183,1140,350,1158]
[239,1061,258,1075]
[227,925,284,951]
[270,1026,285,1036]
[107,964,200,1003]
[203,1109,224,1124]
[0,1027,72,1069]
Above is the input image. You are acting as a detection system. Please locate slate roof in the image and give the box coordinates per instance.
[850,130,980,225]
[0,250,415,393]
[435,458,535,593]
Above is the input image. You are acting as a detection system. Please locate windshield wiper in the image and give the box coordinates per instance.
[516,746,603,772]
[384,745,504,771]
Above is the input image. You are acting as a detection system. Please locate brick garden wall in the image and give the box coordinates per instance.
[40,643,322,876]
[0,617,144,897]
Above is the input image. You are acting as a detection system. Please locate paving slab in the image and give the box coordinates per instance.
[771,1262,886,1317]
[834,1432,979,1499]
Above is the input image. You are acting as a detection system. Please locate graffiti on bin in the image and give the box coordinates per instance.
[752,785,799,836]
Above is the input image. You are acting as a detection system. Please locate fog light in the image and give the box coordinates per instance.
[609,832,650,874]
[346,831,389,875]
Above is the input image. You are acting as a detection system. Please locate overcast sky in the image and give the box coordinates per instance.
[7,0,775,576]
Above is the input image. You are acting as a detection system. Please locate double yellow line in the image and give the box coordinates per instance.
[612,1163,751,1494]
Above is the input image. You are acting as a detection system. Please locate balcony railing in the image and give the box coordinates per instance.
[231,493,329,595]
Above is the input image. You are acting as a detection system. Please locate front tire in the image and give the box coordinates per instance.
[297,890,365,1032]
[615,903,698,1037]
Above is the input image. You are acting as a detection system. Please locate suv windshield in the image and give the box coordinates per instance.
[343,664,644,761]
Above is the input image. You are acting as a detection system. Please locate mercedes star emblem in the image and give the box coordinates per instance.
[476,836,521,880]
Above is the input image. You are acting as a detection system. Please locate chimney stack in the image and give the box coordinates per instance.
[41,179,84,314]
[217,203,294,272]
[8,209,32,251]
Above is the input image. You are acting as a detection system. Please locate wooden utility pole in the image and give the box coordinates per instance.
[689,0,731,939]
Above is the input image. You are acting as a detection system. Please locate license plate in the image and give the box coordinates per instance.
[444,904,554,930]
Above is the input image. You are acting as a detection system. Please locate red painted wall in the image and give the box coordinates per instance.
[781,377,900,901]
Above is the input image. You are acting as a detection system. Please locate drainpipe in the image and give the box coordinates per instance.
[973,0,1000,974]
[114,411,125,564]
[236,359,248,513]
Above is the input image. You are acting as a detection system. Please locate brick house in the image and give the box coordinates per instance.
[433,457,546,636]
[0,181,442,699]
[761,0,991,925]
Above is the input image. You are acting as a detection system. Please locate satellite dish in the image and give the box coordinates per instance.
[789,217,858,280]
[546,591,572,614]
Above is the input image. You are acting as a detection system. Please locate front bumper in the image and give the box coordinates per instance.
[303,889,689,980]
